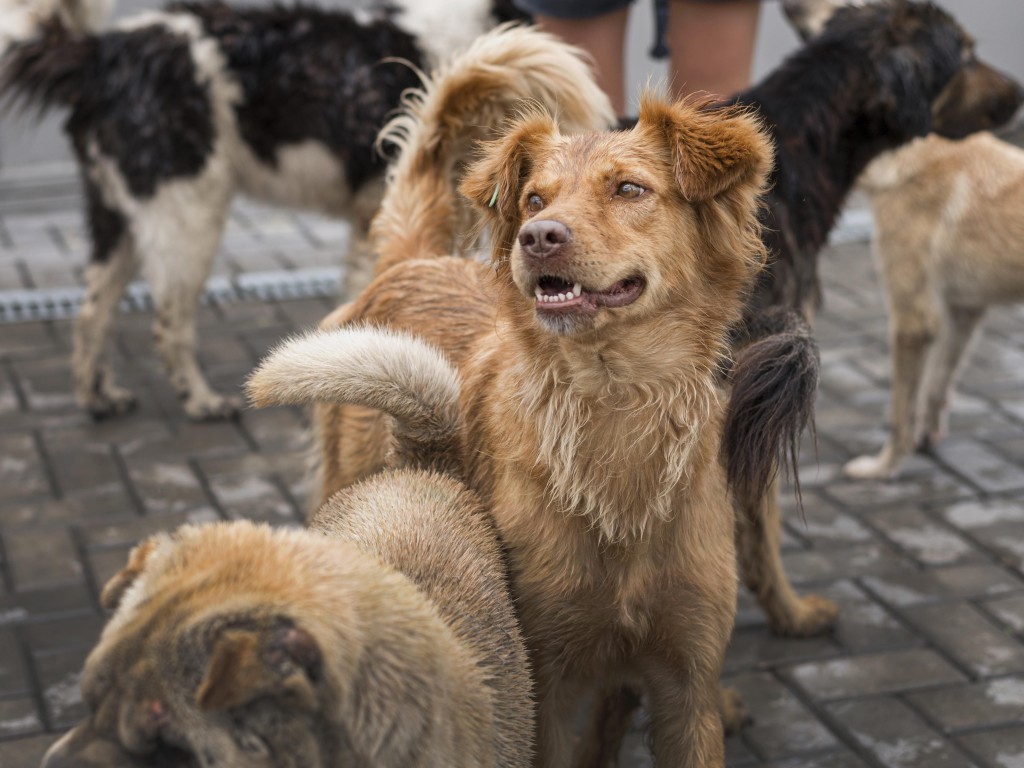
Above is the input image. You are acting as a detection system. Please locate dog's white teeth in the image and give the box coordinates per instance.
[535,287,544,301]
[572,283,582,297]
[557,293,566,302]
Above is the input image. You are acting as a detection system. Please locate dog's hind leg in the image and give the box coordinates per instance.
[738,482,838,636]
[73,233,140,418]
[845,305,940,479]
[134,183,237,421]
[919,305,985,449]
[72,176,140,418]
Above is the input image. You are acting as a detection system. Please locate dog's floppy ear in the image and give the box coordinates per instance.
[197,622,322,712]
[100,537,160,611]
[460,112,557,253]
[638,96,773,203]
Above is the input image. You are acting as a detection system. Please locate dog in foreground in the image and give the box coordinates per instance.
[0,0,520,420]
[42,330,532,768]
[842,133,1024,478]
[257,26,788,767]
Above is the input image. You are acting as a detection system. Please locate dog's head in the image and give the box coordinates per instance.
[803,0,1022,139]
[42,525,335,768]
[461,96,773,340]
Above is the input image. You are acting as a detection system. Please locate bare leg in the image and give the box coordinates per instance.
[919,305,985,448]
[738,479,838,635]
[73,235,140,417]
[844,309,939,479]
[668,0,761,99]
[533,7,630,116]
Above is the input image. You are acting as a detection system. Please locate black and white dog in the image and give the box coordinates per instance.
[0,0,523,419]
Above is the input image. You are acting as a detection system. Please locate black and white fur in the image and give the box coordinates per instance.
[0,0,523,420]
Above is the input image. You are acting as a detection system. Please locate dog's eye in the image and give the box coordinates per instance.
[616,182,645,199]
[526,194,544,213]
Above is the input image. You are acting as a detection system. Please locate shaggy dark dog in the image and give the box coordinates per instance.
[0,0,520,420]
[735,0,1022,323]
[723,0,1022,637]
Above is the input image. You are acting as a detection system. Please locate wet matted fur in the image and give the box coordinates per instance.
[42,325,533,768]
[286,59,772,767]
[0,0,518,421]
[841,133,1024,479]
[694,0,1023,639]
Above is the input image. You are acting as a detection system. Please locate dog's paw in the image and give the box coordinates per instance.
[84,385,138,420]
[843,453,897,480]
[772,594,838,637]
[720,687,752,734]
[184,393,242,422]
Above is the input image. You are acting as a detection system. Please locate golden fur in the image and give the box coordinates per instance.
[44,327,533,768]
[845,131,1024,478]
[286,88,774,762]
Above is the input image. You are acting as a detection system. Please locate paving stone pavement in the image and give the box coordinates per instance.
[1,193,1024,768]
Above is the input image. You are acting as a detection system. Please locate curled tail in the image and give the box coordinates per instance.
[371,23,614,274]
[247,326,461,474]
[723,309,819,507]
[1,0,109,91]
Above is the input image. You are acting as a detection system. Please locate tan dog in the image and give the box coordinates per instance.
[843,132,1024,478]
[266,84,774,765]
[42,327,533,768]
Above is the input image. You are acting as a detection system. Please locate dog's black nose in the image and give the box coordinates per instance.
[518,220,571,261]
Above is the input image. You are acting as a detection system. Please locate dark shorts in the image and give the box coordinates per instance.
[512,0,757,19]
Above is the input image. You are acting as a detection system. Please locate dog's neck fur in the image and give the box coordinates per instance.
[486,292,724,546]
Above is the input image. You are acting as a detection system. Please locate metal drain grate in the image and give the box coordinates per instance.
[0,266,342,323]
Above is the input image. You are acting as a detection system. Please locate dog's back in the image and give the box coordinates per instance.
[862,132,1024,304]
[311,469,533,766]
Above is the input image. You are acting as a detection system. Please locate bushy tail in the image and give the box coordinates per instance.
[0,0,109,86]
[247,326,462,474]
[723,309,819,507]
[371,23,614,275]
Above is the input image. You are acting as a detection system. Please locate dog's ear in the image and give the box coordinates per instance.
[100,537,160,611]
[460,112,557,251]
[197,623,322,712]
[638,96,773,203]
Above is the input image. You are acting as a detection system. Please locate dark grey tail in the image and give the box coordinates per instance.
[724,309,819,506]
[1,21,93,117]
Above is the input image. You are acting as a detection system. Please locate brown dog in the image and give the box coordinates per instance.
[273,85,774,765]
[42,327,533,768]
[843,131,1024,478]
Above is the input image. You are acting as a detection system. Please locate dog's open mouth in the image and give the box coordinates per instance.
[532,275,645,313]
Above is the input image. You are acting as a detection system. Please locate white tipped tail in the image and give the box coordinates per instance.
[247,326,461,473]
[369,23,615,275]
[0,0,111,57]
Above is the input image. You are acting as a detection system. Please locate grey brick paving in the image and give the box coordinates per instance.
[1,191,1024,767]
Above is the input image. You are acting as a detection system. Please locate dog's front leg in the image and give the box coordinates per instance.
[534,674,584,768]
[641,656,725,768]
